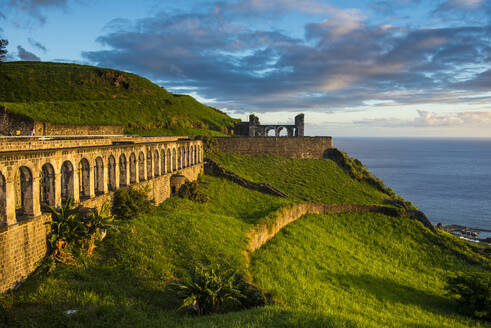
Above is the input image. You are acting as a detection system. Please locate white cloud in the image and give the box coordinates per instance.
[355,110,491,127]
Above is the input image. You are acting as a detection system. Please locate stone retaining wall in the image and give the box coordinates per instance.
[214,136,333,159]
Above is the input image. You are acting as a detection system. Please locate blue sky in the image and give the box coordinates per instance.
[1,0,490,137]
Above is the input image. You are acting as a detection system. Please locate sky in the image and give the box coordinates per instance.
[1,0,490,137]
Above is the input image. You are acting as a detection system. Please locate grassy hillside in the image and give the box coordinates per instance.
[1,155,488,327]
[0,61,235,135]
[208,152,391,205]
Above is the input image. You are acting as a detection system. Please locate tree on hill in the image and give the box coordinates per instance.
[0,39,8,62]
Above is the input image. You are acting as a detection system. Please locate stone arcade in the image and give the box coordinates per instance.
[234,113,305,137]
[0,135,204,293]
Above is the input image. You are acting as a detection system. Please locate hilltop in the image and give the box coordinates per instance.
[0,61,236,136]
[1,152,488,327]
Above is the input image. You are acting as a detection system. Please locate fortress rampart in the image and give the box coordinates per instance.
[0,136,204,293]
[214,136,333,159]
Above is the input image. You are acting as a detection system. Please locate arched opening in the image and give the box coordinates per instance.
[129,153,137,184]
[94,157,104,195]
[167,149,172,173]
[138,151,145,182]
[186,146,190,167]
[108,155,116,191]
[119,154,128,187]
[154,150,160,177]
[15,166,33,217]
[194,146,197,164]
[146,151,153,179]
[40,163,55,211]
[181,147,186,168]
[266,128,275,136]
[79,158,90,200]
[198,145,201,163]
[177,147,181,170]
[161,149,166,175]
[172,148,177,172]
[0,172,6,224]
[278,127,288,137]
[61,161,74,203]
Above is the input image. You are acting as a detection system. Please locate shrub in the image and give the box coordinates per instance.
[173,265,267,315]
[113,186,155,220]
[177,181,209,203]
[446,272,490,321]
[47,199,117,261]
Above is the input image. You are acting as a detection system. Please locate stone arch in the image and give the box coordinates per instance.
[194,145,197,164]
[161,149,166,175]
[172,148,177,172]
[16,166,34,217]
[108,155,116,191]
[79,158,91,200]
[146,151,153,179]
[94,157,104,195]
[198,145,201,163]
[154,150,160,177]
[40,163,55,211]
[167,149,172,173]
[0,171,6,224]
[266,127,275,136]
[277,126,288,137]
[129,153,137,184]
[138,151,145,182]
[61,160,74,203]
[119,154,128,187]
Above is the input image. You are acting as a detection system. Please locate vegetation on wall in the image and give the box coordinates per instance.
[0,62,236,136]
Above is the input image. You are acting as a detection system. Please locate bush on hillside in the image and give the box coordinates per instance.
[173,265,266,315]
[46,199,116,263]
[113,186,155,220]
[446,272,490,321]
[177,181,209,203]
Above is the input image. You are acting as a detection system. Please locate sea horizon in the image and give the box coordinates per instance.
[334,137,491,238]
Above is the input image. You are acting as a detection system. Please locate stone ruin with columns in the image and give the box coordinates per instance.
[234,113,304,137]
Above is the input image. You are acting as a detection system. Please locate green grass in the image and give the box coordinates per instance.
[251,212,489,328]
[208,152,391,205]
[1,156,488,327]
[0,62,236,136]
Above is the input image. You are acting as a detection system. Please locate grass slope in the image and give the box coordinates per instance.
[251,212,489,328]
[209,152,391,205]
[0,62,235,136]
[1,155,488,327]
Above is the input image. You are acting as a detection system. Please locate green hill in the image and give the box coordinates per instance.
[1,153,488,327]
[0,61,236,136]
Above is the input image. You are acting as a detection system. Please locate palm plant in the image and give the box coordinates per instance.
[175,265,244,315]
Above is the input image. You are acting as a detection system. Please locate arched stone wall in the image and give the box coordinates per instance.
[108,155,116,191]
[40,163,55,211]
[61,160,74,203]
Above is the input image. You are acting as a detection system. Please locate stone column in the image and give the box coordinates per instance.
[114,161,120,189]
[54,172,62,207]
[5,175,17,225]
[102,161,109,194]
[88,164,95,198]
[73,165,80,203]
[31,176,42,217]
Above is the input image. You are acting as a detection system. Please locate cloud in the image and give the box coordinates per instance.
[355,110,491,127]
[3,0,70,24]
[17,45,40,61]
[28,38,47,52]
[82,2,491,113]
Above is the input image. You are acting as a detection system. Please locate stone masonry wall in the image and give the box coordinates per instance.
[33,122,124,136]
[214,136,333,159]
[0,163,203,294]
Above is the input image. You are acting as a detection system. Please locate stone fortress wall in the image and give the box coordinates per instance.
[214,136,334,159]
[0,136,204,293]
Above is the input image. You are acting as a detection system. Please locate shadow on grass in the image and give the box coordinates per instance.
[326,273,453,316]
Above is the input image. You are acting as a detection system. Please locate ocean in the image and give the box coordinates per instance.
[334,138,491,237]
